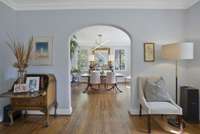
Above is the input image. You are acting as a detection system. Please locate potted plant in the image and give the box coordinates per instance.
[70,35,79,61]
[71,67,81,83]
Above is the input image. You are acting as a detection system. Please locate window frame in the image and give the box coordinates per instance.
[77,48,89,72]
[114,48,126,71]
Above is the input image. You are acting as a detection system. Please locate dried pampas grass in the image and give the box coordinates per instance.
[6,37,33,71]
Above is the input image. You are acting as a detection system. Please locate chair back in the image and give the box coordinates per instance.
[138,76,161,102]
[106,72,116,84]
[90,71,101,84]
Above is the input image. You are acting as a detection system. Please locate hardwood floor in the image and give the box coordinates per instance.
[0,83,199,134]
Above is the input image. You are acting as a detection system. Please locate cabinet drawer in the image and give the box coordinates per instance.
[11,97,44,107]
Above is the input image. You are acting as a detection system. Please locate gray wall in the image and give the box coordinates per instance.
[14,9,185,114]
[2,1,197,117]
[184,1,200,119]
[185,1,200,86]
[0,2,16,121]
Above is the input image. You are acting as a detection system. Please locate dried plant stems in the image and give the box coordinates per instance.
[6,37,33,71]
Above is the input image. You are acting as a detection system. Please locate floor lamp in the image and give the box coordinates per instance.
[161,42,194,127]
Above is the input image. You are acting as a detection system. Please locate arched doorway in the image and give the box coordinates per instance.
[67,25,133,114]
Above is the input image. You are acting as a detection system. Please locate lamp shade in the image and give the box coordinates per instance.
[88,54,95,61]
[109,55,114,61]
[161,42,194,60]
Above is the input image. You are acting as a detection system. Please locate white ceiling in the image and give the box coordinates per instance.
[74,25,131,47]
[1,0,199,10]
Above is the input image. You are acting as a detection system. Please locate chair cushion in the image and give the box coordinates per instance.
[144,77,170,102]
[147,102,182,115]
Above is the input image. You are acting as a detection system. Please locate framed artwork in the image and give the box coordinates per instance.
[92,48,110,67]
[144,43,155,62]
[31,36,53,66]
[26,77,40,92]
[14,84,28,93]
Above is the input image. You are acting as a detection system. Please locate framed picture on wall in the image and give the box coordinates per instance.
[144,43,155,62]
[31,36,53,66]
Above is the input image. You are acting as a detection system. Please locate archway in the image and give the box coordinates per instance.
[67,24,133,114]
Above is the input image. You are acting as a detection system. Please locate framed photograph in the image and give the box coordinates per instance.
[144,43,155,62]
[26,77,40,92]
[31,36,53,66]
[14,84,28,93]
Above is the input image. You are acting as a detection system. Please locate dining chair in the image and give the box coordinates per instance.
[90,71,101,89]
[106,72,122,93]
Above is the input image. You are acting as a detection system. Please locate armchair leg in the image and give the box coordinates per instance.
[147,115,151,133]
[178,115,183,132]
[139,104,142,116]
[54,102,58,117]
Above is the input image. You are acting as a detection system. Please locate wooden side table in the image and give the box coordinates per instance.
[0,74,57,127]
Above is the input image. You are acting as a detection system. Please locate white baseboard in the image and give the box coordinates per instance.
[128,108,148,115]
[0,117,2,122]
[128,108,139,115]
[27,107,72,115]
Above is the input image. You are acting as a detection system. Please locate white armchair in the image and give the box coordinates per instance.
[138,76,183,133]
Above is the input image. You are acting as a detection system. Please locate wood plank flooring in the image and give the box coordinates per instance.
[0,83,199,134]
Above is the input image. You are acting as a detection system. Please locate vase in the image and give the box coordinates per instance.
[17,68,27,84]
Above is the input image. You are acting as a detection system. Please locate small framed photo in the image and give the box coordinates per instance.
[26,77,40,92]
[14,84,28,93]
[144,43,155,62]
[31,36,53,66]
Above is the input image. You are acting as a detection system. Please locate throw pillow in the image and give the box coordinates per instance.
[144,77,170,102]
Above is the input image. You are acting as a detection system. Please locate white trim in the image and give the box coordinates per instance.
[128,108,139,115]
[129,108,148,115]
[0,0,199,11]
[26,107,72,115]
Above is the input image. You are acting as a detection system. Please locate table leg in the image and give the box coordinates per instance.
[83,77,90,93]
[115,84,123,93]
[8,111,14,126]
[83,84,90,93]
[44,108,49,127]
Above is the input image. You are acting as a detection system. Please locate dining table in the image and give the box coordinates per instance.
[81,72,124,93]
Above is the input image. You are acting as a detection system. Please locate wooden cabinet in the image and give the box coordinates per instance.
[2,74,57,127]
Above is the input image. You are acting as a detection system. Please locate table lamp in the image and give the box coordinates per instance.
[88,54,95,71]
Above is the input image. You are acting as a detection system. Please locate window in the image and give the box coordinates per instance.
[78,49,88,71]
[115,49,125,70]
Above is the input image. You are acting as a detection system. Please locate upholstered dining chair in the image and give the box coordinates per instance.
[90,71,101,89]
[106,72,122,93]
[138,76,183,133]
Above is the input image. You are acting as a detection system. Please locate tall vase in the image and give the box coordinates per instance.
[17,68,26,84]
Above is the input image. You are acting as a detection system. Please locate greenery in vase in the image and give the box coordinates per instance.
[70,35,79,60]
[6,37,34,71]
[71,67,81,74]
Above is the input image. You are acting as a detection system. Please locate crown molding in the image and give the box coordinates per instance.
[0,0,199,11]
[184,0,200,8]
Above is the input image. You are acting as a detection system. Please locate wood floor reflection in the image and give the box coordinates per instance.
[0,83,199,134]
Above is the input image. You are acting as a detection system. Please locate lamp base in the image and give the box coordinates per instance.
[167,116,185,128]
